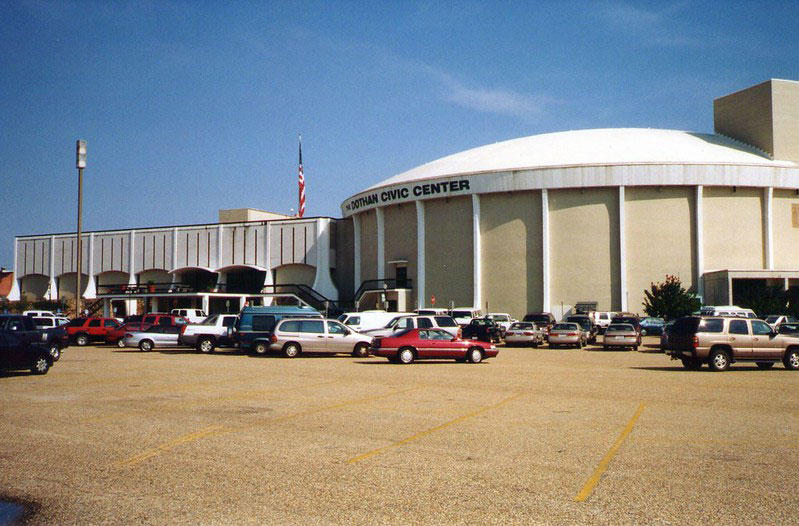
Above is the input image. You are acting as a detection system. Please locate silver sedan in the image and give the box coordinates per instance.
[121,326,181,352]
[504,322,544,347]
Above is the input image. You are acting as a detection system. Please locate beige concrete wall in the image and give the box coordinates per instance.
[358,211,378,282]
[703,186,764,271]
[56,273,90,301]
[424,196,473,308]
[773,189,799,269]
[626,187,696,314]
[383,203,417,303]
[771,80,799,162]
[549,188,620,312]
[479,191,542,319]
[714,80,774,155]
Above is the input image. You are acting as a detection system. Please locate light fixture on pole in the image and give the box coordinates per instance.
[75,140,86,317]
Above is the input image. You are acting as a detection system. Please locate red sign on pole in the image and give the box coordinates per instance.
[431,294,436,305]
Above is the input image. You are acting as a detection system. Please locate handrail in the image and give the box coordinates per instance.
[352,278,413,303]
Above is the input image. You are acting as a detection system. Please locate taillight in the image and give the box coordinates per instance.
[568,332,578,336]
[523,331,534,336]
[692,336,699,348]
[270,334,277,343]
[180,325,187,334]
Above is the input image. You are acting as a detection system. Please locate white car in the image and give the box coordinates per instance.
[363,315,461,338]
[765,315,798,329]
[338,310,411,332]
[449,308,483,326]
[171,308,208,324]
[486,313,515,333]
[24,310,56,318]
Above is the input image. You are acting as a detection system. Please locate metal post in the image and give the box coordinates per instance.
[75,140,86,317]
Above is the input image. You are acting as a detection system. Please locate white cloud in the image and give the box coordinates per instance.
[599,1,702,47]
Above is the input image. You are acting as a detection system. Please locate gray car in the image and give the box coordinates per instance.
[269,318,373,358]
[122,325,181,352]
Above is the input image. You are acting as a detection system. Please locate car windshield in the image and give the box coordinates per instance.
[201,316,218,325]
[567,317,591,330]
[510,322,533,330]
[607,324,634,332]
[765,316,780,324]
[552,323,577,331]
[385,316,404,328]
[524,315,550,323]
[451,311,472,318]
[66,318,86,327]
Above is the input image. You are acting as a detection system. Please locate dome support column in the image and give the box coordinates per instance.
[764,187,773,270]
[376,208,385,280]
[695,185,704,299]
[619,186,627,312]
[416,201,426,310]
[472,194,482,310]
[352,214,361,293]
[541,189,550,313]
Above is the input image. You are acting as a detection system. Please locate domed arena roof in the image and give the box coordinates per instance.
[366,128,794,191]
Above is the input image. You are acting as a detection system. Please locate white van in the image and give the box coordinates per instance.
[699,306,757,319]
[171,308,208,323]
[337,311,410,332]
[590,312,616,333]
[24,310,56,318]
[415,308,450,316]
[449,308,483,326]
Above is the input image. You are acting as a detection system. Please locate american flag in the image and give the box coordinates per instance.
[298,135,306,218]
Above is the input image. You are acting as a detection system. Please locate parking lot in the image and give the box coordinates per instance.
[1,338,798,525]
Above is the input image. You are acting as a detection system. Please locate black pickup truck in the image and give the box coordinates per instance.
[461,317,503,343]
[0,314,69,361]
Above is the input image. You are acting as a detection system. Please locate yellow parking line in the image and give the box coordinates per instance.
[347,391,526,464]
[119,387,415,467]
[574,403,646,502]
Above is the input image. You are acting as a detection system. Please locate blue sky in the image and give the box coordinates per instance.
[1,0,798,269]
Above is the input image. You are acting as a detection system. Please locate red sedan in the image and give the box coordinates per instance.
[106,322,152,347]
[372,328,499,364]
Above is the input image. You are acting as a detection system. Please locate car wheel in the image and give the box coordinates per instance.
[468,347,483,363]
[283,343,301,358]
[117,339,126,348]
[398,347,415,364]
[783,348,799,370]
[755,361,774,370]
[76,334,89,346]
[139,339,154,352]
[197,337,215,354]
[641,329,647,336]
[254,342,269,355]
[709,349,730,371]
[681,357,703,370]
[633,345,639,352]
[31,355,50,375]
[352,343,370,358]
[49,344,61,362]
[603,344,608,351]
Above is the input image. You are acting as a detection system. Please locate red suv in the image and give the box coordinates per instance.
[141,313,188,328]
[65,317,121,346]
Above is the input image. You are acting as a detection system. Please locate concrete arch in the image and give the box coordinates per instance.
[57,272,90,301]
[19,274,49,301]
[273,263,316,287]
[96,270,130,294]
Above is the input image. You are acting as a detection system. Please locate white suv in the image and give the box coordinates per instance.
[171,309,208,323]
[363,315,461,338]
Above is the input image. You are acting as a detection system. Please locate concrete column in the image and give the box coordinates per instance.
[764,187,773,270]
[172,227,179,270]
[262,223,274,306]
[201,294,210,314]
[102,298,111,317]
[83,233,97,299]
[126,230,137,316]
[151,297,159,313]
[311,218,339,300]
[619,186,627,312]
[8,239,21,301]
[416,201,426,310]
[472,194,482,310]
[216,224,223,269]
[353,214,362,292]
[376,207,385,280]
[239,296,247,311]
[47,236,58,300]
[541,189,550,313]
[695,186,704,299]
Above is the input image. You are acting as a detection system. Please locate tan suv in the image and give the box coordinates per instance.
[667,316,799,371]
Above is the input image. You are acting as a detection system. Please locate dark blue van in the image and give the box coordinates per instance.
[232,306,322,354]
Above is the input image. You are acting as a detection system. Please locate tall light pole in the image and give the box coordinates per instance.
[75,140,86,317]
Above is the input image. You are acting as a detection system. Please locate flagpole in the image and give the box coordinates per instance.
[298,134,306,218]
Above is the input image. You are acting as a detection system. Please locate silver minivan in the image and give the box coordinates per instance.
[269,318,373,358]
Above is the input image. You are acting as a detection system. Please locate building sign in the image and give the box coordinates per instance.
[344,179,471,213]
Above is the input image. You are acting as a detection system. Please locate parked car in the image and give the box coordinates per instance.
[106,322,153,347]
[121,325,182,352]
[23,310,56,318]
[640,317,666,336]
[123,315,144,324]
[660,321,675,352]
[449,308,483,326]
[414,308,450,316]
[178,314,238,353]
[667,315,799,371]
[231,305,322,354]
[504,322,544,347]
[0,314,69,361]
[565,315,598,344]
[0,333,53,375]
[698,306,757,318]
[602,323,640,351]
[590,311,615,334]
[547,322,587,349]
[522,313,557,339]
[32,316,69,329]
[64,317,121,346]
[460,317,502,343]
[486,313,515,334]
[268,318,373,358]
[778,322,799,335]
[371,328,498,364]
[141,313,188,328]
[765,315,798,329]
[363,315,461,338]
[170,308,208,324]
[337,310,410,332]
[611,313,641,336]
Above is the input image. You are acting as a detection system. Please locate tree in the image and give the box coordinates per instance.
[642,275,701,320]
